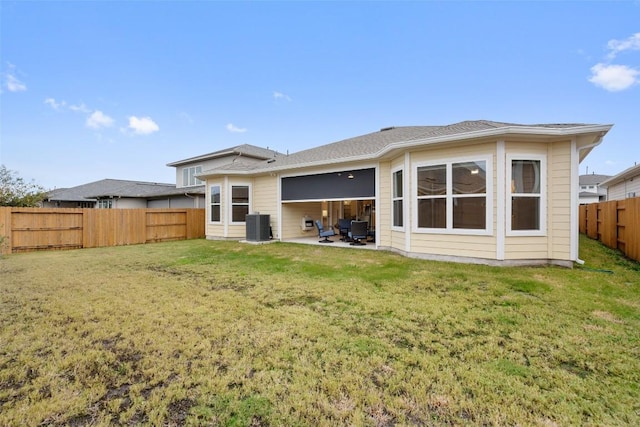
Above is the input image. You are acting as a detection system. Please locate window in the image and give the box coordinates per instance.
[509,158,544,233]
[182,166,203,187]
[210,185,221,222]
[452,161,487,229]
[231,185,249,222]
[97,199,112,209]
[392,169,403,228]
[417,164,447,228]
[416,159,489,232]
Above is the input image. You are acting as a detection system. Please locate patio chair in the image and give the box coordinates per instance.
[348,220,368,246]
[315,220,336,243]
[337,218,351,241]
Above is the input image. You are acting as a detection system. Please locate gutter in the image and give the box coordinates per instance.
[575,136,606,265]
[196,124,614,179]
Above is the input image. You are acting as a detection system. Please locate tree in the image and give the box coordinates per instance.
[0,165,47,207]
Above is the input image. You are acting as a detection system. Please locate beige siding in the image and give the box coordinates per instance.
[206,224,225,238]
[252,175,279,238]
[549,141,572,260]
[281,202,322,239]
[390,230,405,250]
[388,156,407,251]
[205,180,225,238]
[504,236,549,259]
[502,139,573,261]
[410,141,496,163]
[407,142,497,259]
[378,160,392,247]
[410,234,497,259]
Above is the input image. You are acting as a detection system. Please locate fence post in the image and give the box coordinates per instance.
[0,207,12,255]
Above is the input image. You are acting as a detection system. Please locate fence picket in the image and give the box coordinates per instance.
[0,208,204,255]
[579,197,640,263]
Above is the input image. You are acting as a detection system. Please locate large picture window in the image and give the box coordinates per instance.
[509,158,544,233]
[210,185,221,222]
[231,185,250,223]
[392,169,404,228]
[416,159,490,233]
[183,166,203,187]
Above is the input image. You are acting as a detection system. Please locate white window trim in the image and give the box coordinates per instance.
[391,166,405,231]
[209,182,222,224]
[182,165,204,187]
[412,155,493,236]
[506,154,547,237]
[229,183,252,225]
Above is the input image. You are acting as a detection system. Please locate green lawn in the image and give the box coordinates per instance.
[1,236,638,426]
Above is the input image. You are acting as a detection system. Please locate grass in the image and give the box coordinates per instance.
[0,235,638,426]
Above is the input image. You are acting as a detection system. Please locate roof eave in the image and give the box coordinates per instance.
[197,124,614,178]
[600,164,640,187]
[167,150,273,167]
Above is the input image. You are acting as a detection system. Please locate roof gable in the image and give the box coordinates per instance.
[167,144,278,167]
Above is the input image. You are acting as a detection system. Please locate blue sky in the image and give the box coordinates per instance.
[1,1,639,189]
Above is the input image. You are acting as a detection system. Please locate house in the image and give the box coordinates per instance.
[42,145,277,209]
[578,173,611,204]
[600,163,640,201]
[182,120,611,267]
[43,179,205,208]
[166,144,279,208]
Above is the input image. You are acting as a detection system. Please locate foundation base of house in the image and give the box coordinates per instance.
[382,246,574,268]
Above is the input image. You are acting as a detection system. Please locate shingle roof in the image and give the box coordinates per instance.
[198,120,611,177]
[46,179,204,202]
[167,144,278,166]
[600,163,640,187]
[579,174,611,186]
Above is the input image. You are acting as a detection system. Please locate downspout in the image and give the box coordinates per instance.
[574,137,604,265]
[184,192,197,208]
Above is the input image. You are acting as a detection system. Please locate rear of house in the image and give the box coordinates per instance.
[186,120,611,266]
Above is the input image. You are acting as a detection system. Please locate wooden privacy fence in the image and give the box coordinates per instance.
[0,208,205,255]
[579,197,640,263]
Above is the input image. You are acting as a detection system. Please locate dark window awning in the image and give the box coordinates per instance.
[282,168,375,201]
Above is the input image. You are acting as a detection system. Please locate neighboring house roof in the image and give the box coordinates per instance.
[198,120,612,177]
[579,191,601,198]
[600,164,640,188]
[46,179,204,202]
[167,144,279,167]
[579,174,611,186]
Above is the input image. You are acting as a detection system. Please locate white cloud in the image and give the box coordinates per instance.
[44,98,66,110]
[5,74,27,92]
[588,63,639,92]
[86,110,115,129]
[226,123,247,133]
[69,103,90,113]
[128,116,159,135]
[606,32,640,60]
[45,98,91,114]
[273,91,292,102]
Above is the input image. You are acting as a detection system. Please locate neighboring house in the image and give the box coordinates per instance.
[600,163,640,201]
[578,173,611,204]
[166,144,279,208]
[43,179,205,208]
[188,120,612,267]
